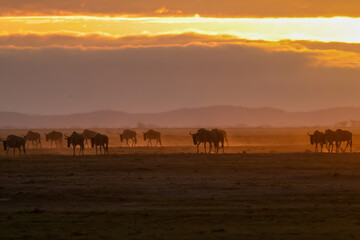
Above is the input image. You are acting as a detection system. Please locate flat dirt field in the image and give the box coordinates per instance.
[1,128,360,239]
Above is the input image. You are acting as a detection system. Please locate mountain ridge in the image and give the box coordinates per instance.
[1,106,360,129]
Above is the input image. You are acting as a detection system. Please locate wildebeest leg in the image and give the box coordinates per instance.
[342,141,349,152]
[209,142,212,154]
[196,143,200,153]
[326,142,330,152]
[73,146,76,157]
[315,143,318,152]
[13,147,15,156]
[320,143,323,153]
[204,142,206,154]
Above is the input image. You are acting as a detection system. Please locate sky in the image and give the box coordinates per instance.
[0,0,360,114]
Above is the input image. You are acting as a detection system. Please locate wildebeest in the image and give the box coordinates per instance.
[143,129,162,146]
[45,131,63,149]
[82,129,97,148]
[24,130,42,150]
[190,128,219,154]
[119,129,137,147]
[212,129,227,153]
[325,129,338,153]
[65,132,85,157]
[307,130,326,152]
[91,133,109,155]
[2,135,26,156]
[335,129,352,152]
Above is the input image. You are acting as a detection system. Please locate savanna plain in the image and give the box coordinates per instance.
[1,128,360,240]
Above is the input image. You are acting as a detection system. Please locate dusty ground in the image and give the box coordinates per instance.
[1,128,360,239]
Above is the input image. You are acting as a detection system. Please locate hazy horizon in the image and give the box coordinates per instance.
[3,104,360,116]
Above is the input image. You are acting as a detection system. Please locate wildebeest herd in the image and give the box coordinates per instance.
[0,127,354,156]
[308,129,353,153]
[0,128,230,156]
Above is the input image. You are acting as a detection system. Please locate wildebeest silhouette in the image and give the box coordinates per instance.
[91,133,109,155]
[335,129,352,152]
[45,131,63,149]
[308,130,325,153]
[24,131,42,150]
[82,129,97,148]
[143,129,162,146]
[190,128,219,154]
[65,132,85,157]
[119,129,137,147]
[2,135,26,156]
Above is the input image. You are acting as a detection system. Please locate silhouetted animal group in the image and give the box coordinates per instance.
[189,128,229,154]
[0,128,230,157]
[0,129,170,157]
[308,129,352,153]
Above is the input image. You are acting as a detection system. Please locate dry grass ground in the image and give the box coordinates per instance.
[1,128,360,239]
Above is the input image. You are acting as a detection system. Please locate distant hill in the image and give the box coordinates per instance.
[1,106,360,128]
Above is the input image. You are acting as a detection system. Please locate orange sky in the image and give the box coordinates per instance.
[0,1,359,114]
[1,0,360,17]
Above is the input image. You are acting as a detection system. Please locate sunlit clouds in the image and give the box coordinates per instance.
[1,16,360,43]
[1,0,360,114]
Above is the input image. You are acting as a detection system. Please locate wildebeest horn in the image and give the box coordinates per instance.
[307,132,311,136]
[189,131,195,135]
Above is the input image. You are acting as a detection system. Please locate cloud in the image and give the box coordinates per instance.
[155,6,183,15]
[0,44,359,115]
[0,0,360,17]
[0,32,359,68]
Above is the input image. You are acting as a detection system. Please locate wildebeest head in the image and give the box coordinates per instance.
[308,132,314,145]
[2,140,7,151]
[64,135,71,148]
[143,132,147,141]
[189,132,198,145]
[91,138,95,148]
[45,133,49,142]
[120,134,123,142]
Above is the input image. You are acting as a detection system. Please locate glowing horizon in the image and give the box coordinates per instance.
[1,15,360,44]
